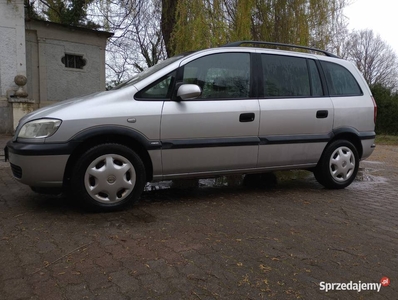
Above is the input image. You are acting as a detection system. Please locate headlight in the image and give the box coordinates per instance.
[18,119,62,139]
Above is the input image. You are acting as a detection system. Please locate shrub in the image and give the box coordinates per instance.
[371,84,398,135]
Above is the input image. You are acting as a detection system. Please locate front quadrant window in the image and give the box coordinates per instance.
[261,54,311,97]
[62,54,86,69]
[135,71,176,99]
[182,53,251,99]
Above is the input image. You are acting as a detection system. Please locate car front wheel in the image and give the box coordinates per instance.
[314,140,359,189]
[71,144,146,211]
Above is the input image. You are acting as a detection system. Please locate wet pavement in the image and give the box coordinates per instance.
[0,134,397,299]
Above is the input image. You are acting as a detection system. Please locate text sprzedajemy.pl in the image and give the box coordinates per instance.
[319,281,382,293]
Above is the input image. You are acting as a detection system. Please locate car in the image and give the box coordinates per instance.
[5,41,377,211]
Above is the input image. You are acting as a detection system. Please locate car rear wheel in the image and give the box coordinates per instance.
[314,140,359,189]
[71,144,146,211]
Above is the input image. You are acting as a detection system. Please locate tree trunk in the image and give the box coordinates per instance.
[161,0,179,57]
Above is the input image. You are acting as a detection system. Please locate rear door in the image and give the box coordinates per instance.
[257,53,334,167]
[161,52,260,176]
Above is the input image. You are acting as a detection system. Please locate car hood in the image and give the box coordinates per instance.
[19,87,138,124]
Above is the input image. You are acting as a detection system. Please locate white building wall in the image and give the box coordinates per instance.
[0,0,27,133]
[42,39,102,102]
[0,6,111,133]
[0,0,26,94]
[25,20,110,107]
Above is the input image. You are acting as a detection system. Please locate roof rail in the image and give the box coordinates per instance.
[221,41,339,58]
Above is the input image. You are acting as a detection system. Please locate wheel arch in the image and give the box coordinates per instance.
[320,128,363,163]
[63,126,156,187]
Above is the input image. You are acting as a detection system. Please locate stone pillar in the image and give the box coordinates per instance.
[8,75,34,130]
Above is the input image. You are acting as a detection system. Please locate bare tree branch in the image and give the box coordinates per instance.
[344,29,398,89]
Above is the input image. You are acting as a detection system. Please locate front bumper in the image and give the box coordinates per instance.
[6,140,70,187]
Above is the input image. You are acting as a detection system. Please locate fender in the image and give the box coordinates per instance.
[69,125,162,150]
[332,127,375,140]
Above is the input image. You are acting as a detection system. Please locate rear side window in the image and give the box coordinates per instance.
[320,61,362,96]
[261,54,312,97]
[182,53,250,99]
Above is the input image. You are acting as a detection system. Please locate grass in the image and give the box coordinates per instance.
[375,135,398,145]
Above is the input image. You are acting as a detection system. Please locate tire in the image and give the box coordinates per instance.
[71,144,146,211]
[314,140,359,189]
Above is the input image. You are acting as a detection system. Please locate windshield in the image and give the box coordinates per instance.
[112,55,184,90]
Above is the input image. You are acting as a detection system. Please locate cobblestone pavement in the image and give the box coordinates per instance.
[0,134,397,299]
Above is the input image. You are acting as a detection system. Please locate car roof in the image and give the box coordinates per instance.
[176,41,340,64]
[179,46,326,64]
[221,41,339,58]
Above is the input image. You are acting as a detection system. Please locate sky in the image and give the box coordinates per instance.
[344,0,398,54]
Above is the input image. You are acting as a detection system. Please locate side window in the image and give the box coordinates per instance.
[261,54,310,97]
[182,53,250,99]
[320,61,362,96]
[136,71,176,99]
[308,59,323,97]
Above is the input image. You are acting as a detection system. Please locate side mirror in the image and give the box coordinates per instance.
[176,84,201,100]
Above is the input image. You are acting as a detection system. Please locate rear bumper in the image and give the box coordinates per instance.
[361,138,376,160]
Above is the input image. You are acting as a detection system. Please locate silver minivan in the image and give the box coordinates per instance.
[5,41,377,211]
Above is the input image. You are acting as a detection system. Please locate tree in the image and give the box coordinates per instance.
[170,0,349,55]
[89,0,166,85]
[29,0,165,85]
[25,0,45,20]
[171,0,228,55]
[226,0,254,41]
[29,0,97,27]
[344,29,398,89]
[161,0,179,57]
[28,0,351,85]
[324,0,349,57]
[371,84,398,135]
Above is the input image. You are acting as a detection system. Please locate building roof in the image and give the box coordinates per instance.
[25,18,114,39]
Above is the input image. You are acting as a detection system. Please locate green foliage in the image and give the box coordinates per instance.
[168,0,345,55]
[253,0,340,49]
[231,0,254,41]
[371,84,398,135]
[171,0,228,55]
[44,0,97,28]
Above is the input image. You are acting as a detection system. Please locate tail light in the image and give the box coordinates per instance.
[371,96,377,124]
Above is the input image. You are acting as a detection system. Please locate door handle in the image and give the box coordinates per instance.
[316,110,328,119]
[240,113,255,122]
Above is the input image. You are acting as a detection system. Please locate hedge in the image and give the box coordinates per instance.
[371,85,398,135]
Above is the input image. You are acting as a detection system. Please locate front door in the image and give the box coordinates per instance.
[161,52,260,176]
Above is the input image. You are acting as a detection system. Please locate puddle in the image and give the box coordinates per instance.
[355,167,388,184]
[201,175,244,188]
[145,180,174,191]
[144,175,244,191]
[144,167,388,192]
[144,171,311,192]
[274,170,313,181]
[363,161,384,165]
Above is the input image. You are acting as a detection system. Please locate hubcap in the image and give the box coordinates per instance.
[329,146,355,182]
[107,175,116,184]
[84,154,136,203]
